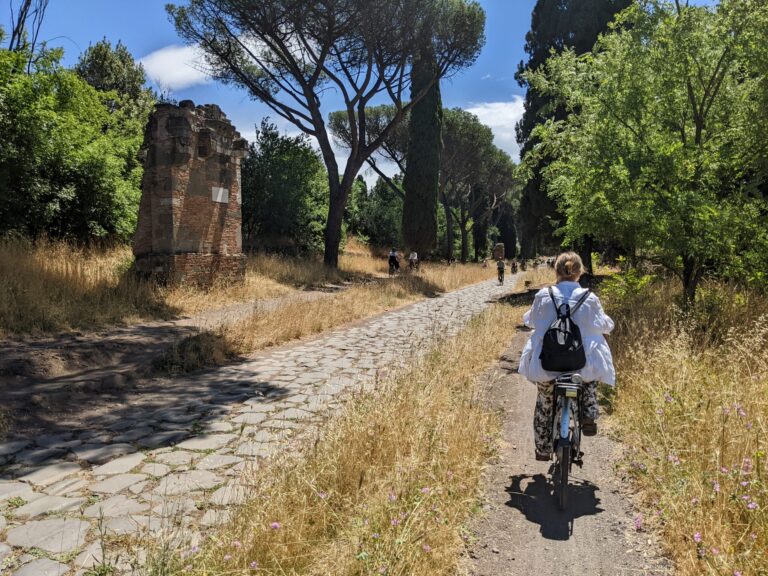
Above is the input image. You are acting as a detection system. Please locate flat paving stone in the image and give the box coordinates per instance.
[12,558,70,576]
[74,541,103,570]
[84,494,149,518]
[43,477,88,496]
[0,481,36,501]
[235,442,274,458]
[6,518,90,553]
[14,447,66,466]
[17,463,81,488]
[209,483,247,506]
[231,412,270,425]
[13,495,86,519]
[136,431,189,449]
[72,443,135,464]
[0,542,11,560]
[91,452,146,476]
[195,454,243,471]
[154,470,222,496]
[89,473,147,495]
[0,440,30,457]
[113,426,155,443]
[154,451,197,466]
[200,508,231,527]
[105,514,160,536]
[176,433,237,452]
[141,463,171,477]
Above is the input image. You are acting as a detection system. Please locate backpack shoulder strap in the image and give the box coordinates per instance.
[571,289,591,315]
[548,286,562,318]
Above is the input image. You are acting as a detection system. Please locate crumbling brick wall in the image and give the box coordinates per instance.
[133,100,247,286]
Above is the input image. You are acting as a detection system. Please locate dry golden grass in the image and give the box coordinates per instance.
[0,237,492,336]
[0,237,170,335]
[607,279,768,576]
[154,303,523,575]
[519,265,556,289]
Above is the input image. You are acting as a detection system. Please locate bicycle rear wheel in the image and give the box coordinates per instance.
[557,444,570,510]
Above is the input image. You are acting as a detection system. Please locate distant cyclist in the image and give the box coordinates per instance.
[496,257,505,284]
[388,248,400,275]
[517,252,616,461]
[408,250,419,270]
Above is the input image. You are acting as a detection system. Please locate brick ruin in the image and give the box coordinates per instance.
[133,100,247,286]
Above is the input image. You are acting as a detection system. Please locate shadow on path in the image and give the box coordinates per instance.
[505,473,604,541]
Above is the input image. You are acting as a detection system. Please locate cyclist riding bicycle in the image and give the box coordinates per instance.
[517,252,616,461]
[496,257,505,284]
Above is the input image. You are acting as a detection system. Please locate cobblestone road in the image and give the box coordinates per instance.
[0,279,514,575]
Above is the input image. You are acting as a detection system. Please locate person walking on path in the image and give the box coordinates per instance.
[517,252,616,461]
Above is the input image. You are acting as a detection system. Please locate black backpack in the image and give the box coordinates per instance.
[539,287,591,372]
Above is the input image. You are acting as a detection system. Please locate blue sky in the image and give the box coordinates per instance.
[27,0,536,167]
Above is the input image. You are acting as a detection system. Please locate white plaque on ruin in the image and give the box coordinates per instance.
[212,187,229,204]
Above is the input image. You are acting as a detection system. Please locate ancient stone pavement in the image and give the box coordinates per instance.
[0,279,514,575]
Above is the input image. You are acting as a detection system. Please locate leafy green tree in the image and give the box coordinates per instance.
[169,0,486,267]
[347,176,404,248]
[402,48,442,257]
[526,0,768,301]
[0,45,147,242]
[75,38,150,104]
[240,119,328,252]
[515,0,631,259]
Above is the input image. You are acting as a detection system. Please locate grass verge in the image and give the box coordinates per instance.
[0,237,493,336]
[607,279,768,576]
[152,303,523,575]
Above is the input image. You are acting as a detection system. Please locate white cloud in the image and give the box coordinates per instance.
[140,44,211,91]
[481,73,492,80]
[465,98,525,162]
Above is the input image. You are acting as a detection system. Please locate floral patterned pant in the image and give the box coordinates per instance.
[533,381,600,455]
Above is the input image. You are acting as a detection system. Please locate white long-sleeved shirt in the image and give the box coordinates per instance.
[518,281,616,385]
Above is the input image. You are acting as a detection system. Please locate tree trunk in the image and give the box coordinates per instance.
[459,206,469,263]
[579,234,594,275]
[323,184,346,267]
[682,255,701,306]
[443,198,454,261]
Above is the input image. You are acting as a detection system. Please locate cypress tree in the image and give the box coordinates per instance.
[516,0,631,260]
[402,46,442,257]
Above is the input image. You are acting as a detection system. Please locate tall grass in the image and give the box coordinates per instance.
[152,304,523,575]
[0,237,493,336]
[608,279,768,576]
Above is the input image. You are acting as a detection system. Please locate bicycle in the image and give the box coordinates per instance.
[498,267,505,285]
[551,373,585,510]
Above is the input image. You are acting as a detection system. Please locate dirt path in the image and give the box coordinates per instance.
[467,331,671,576]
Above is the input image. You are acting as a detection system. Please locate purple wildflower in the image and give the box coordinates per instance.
[421,487,431,495]
[223,554,232,561]
[232,541,242,549]
[423,543,432,553]
[634,514,643,531]
[747,502,758,510]
[694,532,702,543]
[713,481,721,493]
[250,561,259,570]
[270,522,281,530]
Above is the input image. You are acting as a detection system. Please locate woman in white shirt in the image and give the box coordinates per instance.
[518,252,616,461]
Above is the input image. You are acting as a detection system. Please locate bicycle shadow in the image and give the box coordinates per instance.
[505,473,604,541]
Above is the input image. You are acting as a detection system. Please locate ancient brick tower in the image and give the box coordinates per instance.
[133,100,247,286]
